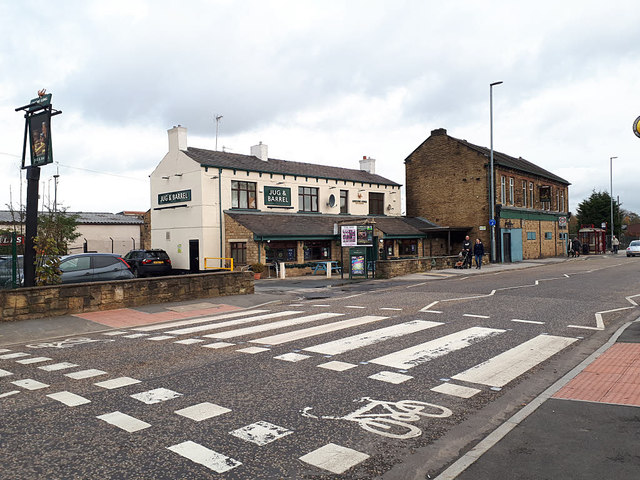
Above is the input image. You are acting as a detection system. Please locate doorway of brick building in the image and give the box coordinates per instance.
[502,232,512,263]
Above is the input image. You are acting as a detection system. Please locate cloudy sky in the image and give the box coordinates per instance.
[1,0,639,218]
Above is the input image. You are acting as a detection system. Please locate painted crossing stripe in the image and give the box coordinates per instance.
[369,327,505,370]
[250,316,388,346]
[0,369,13,377]
[95,377,141,389]
[175,402,231,422]
[11,379,49,390]
[203,313,344,340]
[97,411,151,432]
[16,357,52,365]
[0,390,20,398]
[229,421,293,446]
[299,443,370,474]
[165,311,301,335]
[133,309,270,332]
[167,441,241,473]
[46,391,91,406]
[0,352,30,360]
[431,383,481,398]
[131,388,183,404]
[304,320,443,356]
[65,369,107,380]
[39,362,79,372]
[451,334,578,387]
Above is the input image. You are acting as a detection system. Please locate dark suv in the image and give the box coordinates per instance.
[124,249,172,277]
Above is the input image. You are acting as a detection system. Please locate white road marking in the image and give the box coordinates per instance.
[312,305,331,307]
[166,311,300,335]
[368,371,414,384]
[369,327,506,370]
[131,388,183,404]
[300,443,370,474]
[65,369,107,380]
[0,349,11,353]
[304,320,443,356]
[97,411,151,433]
[95,377,141,389]
[204,313,344,340]
[236,347,270,354]
[102,331,128,336]
[16,357,52,364]
[47,391,91,406]
[167,441,241,473]
[423,310,443,314]
[451,334,578,387]
[122,333,149,339]
[38,362,79,372]
[345,306,366,309]
[146,335,175,341]
[0,352,30,359]
[229,420,293,446]
[11,379,49,390]
[569,306,634,331]
[380,307,403,311]
[0,390,20,398]
[419,301,440,312]
[274,352,311,362]
[0,368,14,377]
[133,309,270,332]
[174,338,205,345]
[203,342,235,349]
[463,314,490,319]
[250,316,388,346]
[317,361,357,371]
[175,402,231,421]
[431,383,481,398]
[511,319,545,325]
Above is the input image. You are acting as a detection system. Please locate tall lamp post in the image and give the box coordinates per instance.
[489,81,503,263]
[610,156,617,248]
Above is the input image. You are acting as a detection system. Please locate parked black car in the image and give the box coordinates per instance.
[59,253,134,284]
[123,249,172,277]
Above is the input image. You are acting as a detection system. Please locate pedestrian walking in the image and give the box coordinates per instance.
[571,237,581,257]
[462,235,472,268]
[474,238,484,269]
[612,235,619,254]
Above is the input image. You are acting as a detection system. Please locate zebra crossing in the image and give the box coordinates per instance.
[0,305,582,476]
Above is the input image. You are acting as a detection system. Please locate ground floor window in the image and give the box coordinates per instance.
[230,242,247,266]
[303,240,331,261]
[265,241,297,263]
[383,239,394,258]
[545,232,553,240]
[527,231,536,240]
[398,239,418,256]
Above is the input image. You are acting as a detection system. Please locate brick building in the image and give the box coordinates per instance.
[405,128,570,261]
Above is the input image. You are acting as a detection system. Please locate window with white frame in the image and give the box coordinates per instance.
[556,191,560,211]
[298,186,319,212]
[500,176,506,204]
[522,180,527,208]
[231,181,257,209]
[560,190,565,212]
[509,178,514,205]
[529,182,534,208]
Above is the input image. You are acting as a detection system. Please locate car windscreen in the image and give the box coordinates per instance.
[631,241,640,246]
[145,251,169,260]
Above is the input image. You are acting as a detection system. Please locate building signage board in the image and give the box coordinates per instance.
[341,225,373,246]
[0,235,24,246]
[158,189,191,205]
[558,216,567,227]
[264,186,291,207]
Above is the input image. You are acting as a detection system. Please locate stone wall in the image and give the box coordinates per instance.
[376,256,462,278]
[0,271,253,323]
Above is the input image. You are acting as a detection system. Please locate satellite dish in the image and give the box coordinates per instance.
[327,194,336,207]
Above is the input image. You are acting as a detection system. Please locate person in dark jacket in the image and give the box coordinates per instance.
[462,235,472,268]
[571,237,581,257]
[473,238,485,269]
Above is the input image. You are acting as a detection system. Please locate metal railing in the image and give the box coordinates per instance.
[204,257,234,271]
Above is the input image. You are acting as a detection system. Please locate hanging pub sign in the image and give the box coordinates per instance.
[29,110,53,166]
[633,116,640,139]
[341,225,373,246]
[264,186,291,207]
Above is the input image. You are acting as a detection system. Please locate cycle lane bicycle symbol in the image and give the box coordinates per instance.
[301,396,452,439]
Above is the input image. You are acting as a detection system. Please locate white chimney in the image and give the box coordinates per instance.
[359,156,376,174]
[168,125,187,152]
[251,142,268,161]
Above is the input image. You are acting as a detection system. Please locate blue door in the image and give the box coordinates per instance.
[501,228,523,262]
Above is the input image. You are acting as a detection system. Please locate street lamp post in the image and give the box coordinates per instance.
[610,156,617,249]
[490,81,503,263]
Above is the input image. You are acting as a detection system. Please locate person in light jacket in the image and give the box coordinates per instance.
[473,238,485,269]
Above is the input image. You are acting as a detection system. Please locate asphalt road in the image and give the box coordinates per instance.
[1,255,638,479]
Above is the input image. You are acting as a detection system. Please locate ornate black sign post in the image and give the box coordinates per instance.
[15,90,62,286]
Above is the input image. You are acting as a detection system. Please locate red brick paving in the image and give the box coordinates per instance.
[73,304,242,328]
[553,343,640,407]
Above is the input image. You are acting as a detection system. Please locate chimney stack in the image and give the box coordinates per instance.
[251,142,268,161]
[359,156,376,174]
[168,125,187,152]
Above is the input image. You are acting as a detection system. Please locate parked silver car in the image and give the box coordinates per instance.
[626,240,640,257]
[59,253,134,283]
